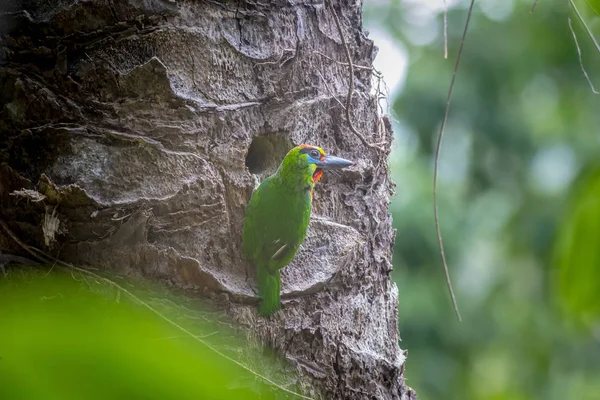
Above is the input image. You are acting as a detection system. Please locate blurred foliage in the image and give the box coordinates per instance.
[588,0,600,15]
[555,165,600,324]
[0,268,302,400]
[363,0,600,399]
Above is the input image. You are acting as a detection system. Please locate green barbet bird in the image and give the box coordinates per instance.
[242,144,353,316]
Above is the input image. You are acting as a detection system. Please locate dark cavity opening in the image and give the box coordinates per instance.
[245,135,292,175]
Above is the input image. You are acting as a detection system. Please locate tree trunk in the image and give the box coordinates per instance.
[0,0,415,398]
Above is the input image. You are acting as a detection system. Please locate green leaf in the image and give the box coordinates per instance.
[586,0,600,16]
[0,269,302,400]
[554,166,600,324]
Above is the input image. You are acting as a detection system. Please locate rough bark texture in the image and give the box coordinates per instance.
[0,0,415,398]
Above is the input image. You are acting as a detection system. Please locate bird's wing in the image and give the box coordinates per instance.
[271,242,289,261]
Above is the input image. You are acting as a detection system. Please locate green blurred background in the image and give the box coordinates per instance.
[363,0,600,399]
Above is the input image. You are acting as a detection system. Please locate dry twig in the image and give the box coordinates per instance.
[443,0,449,59]
[313,50,373,71]
[433,0,478,322]
[0,219,51,263]
[0,252,39,265]
[568,17,600,94]
[570,0,600,53]
[325,0,386,151]
[316,69,346,109]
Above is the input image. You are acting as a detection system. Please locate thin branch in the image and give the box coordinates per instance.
[325,0,386,151]
[316,69,346,109]
[433,0,478,323]
[568,17,600,94]
[313,50,374,71]
[0,252,39,265]
[154,331,220,341]
[254,48,297,68]
[0,217,313,400]
[443,0,448,59]
[531,0,540,13]
[0,219,51,263]
[570,0,600,53]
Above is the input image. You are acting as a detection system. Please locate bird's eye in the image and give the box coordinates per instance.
[310,150,321,159]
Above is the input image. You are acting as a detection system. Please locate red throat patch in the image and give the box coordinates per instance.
[312,169,323,183]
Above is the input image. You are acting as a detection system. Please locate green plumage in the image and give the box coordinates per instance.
[242,145,352,316]
[242,148,314,316]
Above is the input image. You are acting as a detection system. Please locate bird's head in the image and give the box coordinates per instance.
[279,144,353,188]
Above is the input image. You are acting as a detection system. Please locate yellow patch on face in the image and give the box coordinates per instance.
[294,145,327,188]
[314,146,325,160]
[298,144,325,158]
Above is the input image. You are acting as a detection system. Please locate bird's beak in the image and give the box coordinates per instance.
[316,155,353,170]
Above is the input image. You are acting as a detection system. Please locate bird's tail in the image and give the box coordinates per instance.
[257,265,281,316]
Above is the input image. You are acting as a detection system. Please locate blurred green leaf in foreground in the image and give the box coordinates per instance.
[0,268,300,400]
[555,165,600,325]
